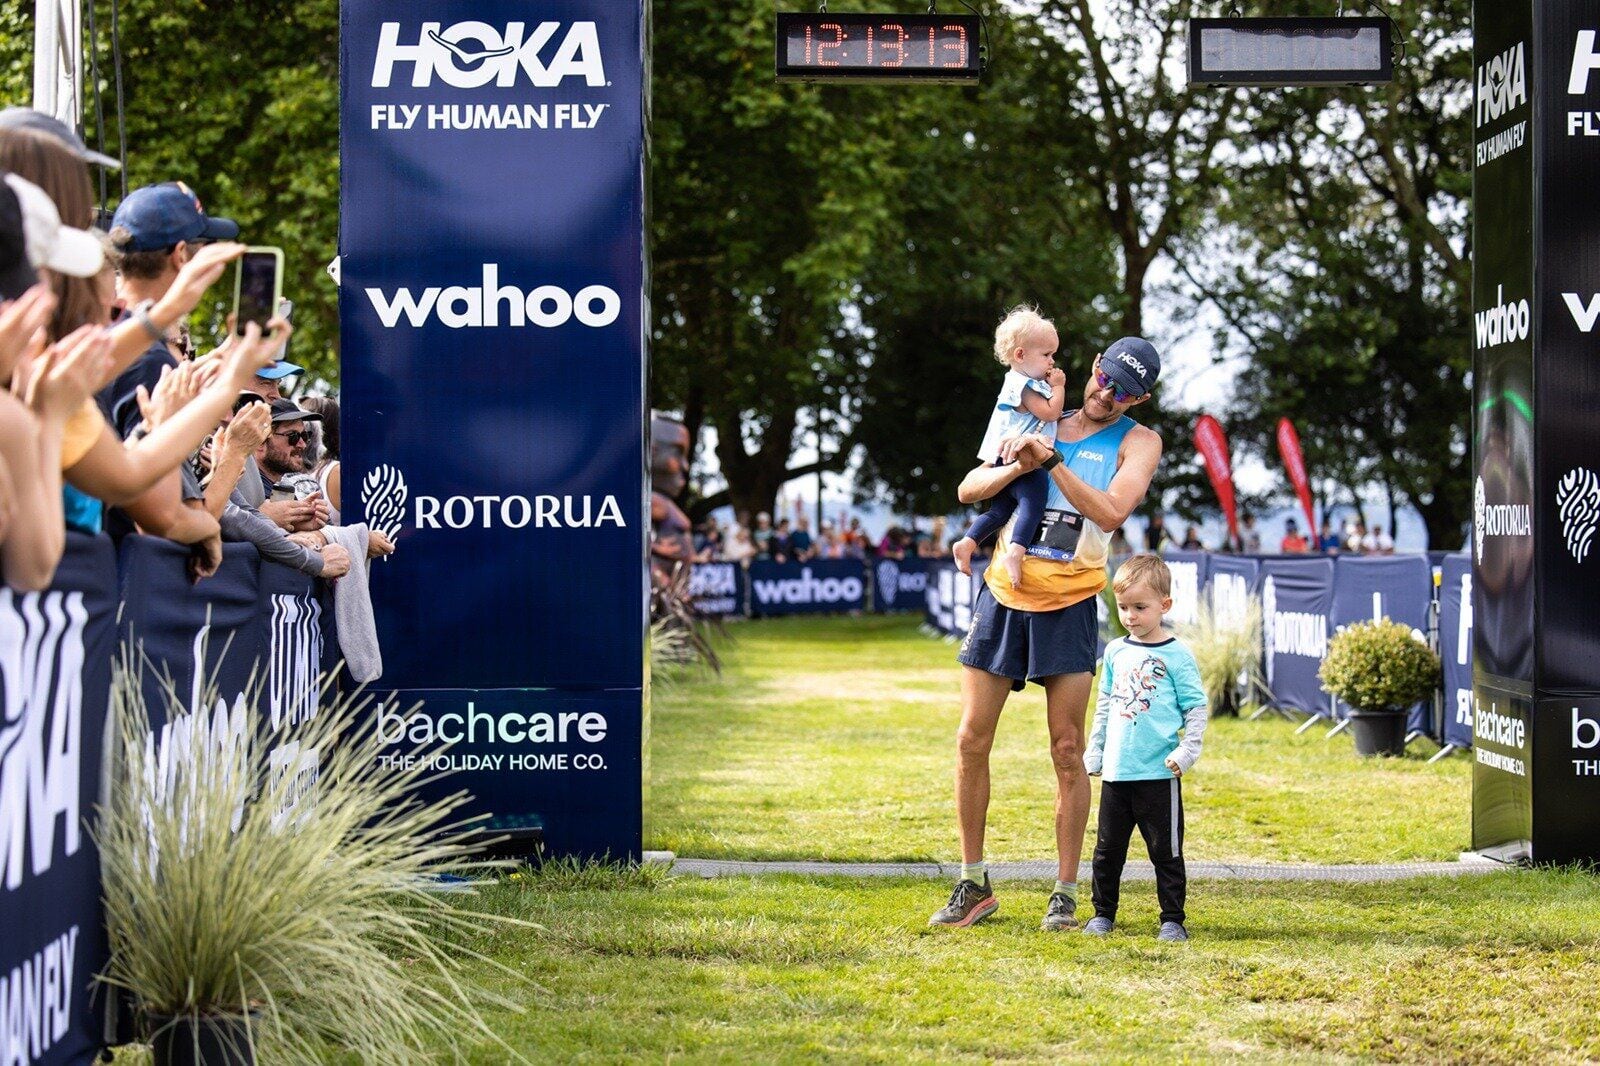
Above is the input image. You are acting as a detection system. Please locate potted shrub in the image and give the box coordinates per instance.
[98,665,530,1064]
[1318,619,1441,756]
[1179,599,1265,717]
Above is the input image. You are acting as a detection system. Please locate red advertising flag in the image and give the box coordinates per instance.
[1276,417,1317,534]
[1193,415,1239,542]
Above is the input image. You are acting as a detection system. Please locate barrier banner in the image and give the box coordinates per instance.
[1206,555,1260,629]
[117,537,265,724]
[1439,554,1474,750]
[688,562,745,618]
[1,534,115,1065]
[871,556,929,613]
[1330,555,1435,735]
[929,562,956,634]
[749,560,867,617]
[1160,550,1210,627]
[1260,557,1334,717]
[340,0,648,858]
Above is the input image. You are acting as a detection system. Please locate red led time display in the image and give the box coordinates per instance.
[775,13,983,84]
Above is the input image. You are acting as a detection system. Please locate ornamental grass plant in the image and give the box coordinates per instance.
[97,659,532,1063]
[1178,598,1265,714]
[1319,618,1442,712]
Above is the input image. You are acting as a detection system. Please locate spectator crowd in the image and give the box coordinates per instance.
[691,512,952,566]
[0,105,386,596]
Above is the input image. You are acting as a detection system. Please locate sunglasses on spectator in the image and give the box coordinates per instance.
[273,429,312,445]
[1093,365,1142,404]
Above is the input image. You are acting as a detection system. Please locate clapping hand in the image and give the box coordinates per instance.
[160,243,246,323]
[0,285,57,382]
[136,361,206,432]
[23,326,113,423]
[220,402,272,456]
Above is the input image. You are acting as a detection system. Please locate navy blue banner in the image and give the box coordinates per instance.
[339,1,647,690]
[1331,555,1434,735]
[749,560,867,617]
[1159,550,1211,627]
[1206,555,1260,630]
[1439,554,1474,750]
[339,0,647,859]
[871,556,930,613]
[118,538,265,724]
[1,534,115,1065]
[1261,557,1334,717]
[688,562,745,618]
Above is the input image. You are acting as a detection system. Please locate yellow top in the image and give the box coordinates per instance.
[62,399,106,470]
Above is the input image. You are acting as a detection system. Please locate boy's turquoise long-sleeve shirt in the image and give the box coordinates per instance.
[1086,635,1209,781]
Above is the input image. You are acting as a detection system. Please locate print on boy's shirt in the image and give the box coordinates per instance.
[1111,655,1169,720]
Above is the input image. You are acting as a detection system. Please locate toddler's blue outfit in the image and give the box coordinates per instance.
[964,370,1057,550]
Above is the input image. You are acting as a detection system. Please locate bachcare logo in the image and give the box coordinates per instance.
[1477,42,1527,128]
[366,264,621,331]
[1474,285,1530,350]
[362,465,626,535]
[1556,467,1600,563]
[1474,475,1530,564]
[372,22,606,89]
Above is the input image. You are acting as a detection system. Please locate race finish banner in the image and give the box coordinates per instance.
[1470,0,1600,863]
[0,535,115,1066]
[340,1,648,859]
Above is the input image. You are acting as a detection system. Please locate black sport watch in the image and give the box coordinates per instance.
[1039,451,1063,472]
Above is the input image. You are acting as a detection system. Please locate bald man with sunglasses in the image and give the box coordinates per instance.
[929,338,1164,932]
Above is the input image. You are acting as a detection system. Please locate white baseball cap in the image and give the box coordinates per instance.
[3,173,104,280]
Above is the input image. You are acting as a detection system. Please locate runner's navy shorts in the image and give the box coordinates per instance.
[956,583,1099,690]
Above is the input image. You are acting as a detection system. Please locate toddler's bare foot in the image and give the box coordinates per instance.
[1004,542,1026,588]
[952,537,978,576]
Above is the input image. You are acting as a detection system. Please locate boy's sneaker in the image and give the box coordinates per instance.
[1082,916,1114,936]
[1040,891,1078,931]
[929,876,998,927]
[1156,921,1189,942]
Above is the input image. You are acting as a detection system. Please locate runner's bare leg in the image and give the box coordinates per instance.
[956,666,1013,864]
[1043,671,1093,883]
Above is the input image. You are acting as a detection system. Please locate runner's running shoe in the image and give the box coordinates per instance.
[928,875,998,927]
[1040,891,1079,931]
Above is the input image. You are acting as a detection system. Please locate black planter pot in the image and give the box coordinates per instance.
[1348,708,1407,757]
[148,1012,256,1066]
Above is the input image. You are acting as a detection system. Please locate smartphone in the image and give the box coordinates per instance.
[233,247,284,335]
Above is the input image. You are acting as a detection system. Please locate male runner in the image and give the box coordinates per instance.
[929,337,1163,930]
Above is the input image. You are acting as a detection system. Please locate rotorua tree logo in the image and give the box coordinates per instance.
[1262,576,1277,686]
[1557,467,1600,563]
[1474,476,1486,564]
[362,464,408,545]
[876,560,900,607]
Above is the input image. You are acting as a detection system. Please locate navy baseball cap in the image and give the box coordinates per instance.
[110,182,238,252]
[1099,337,1161,399]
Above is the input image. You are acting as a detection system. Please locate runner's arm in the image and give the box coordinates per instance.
[1044,427,1162,531]
[956,435,1048,504]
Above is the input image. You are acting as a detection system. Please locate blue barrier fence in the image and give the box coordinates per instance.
[919,552,1471,748]
[690,557,934,618]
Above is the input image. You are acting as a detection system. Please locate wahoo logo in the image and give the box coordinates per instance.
[372,22,606,89]
[1474,286,1530,350]
[1563,292,1600,333]
[0,589,86,891]
[1477,42,1527,127]
[753,567,864,608]
[365,265,621,330]
[1557,467,1600,563]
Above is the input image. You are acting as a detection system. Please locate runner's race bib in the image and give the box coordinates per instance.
[1026,507,1083,561]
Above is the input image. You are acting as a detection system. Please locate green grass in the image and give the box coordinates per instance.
[437,866,1600,1063]
[649,616,1469,864]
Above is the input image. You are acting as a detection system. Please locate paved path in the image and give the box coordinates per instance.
[664,857,1505,883]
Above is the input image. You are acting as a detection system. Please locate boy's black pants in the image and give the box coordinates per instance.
[1091,777,1186,926]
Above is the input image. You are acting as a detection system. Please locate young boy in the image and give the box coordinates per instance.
[1084,554,1208,942]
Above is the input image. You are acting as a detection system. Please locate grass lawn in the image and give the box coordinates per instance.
[441,866,1600,1063]
[648,615,1469,864]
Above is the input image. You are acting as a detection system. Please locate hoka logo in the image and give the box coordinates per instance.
[372,22,606,89]
[1477,42,1527,127]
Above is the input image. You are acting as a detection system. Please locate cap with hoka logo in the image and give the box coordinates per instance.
[1100,337,1161,400]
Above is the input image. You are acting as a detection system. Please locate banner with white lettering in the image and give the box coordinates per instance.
[748,560,868,617]
[1330,555,1435,735]
[339,0,647,859]
[1158,550,1210,626]
[688,562,746,618]
[1,534,115,1065]
[1260,557,1334,717]
[1439,554,1474,750]
[871,556,930,613]
[1206,555,1261,630]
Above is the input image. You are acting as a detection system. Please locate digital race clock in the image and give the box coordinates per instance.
[775,13,984,84]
